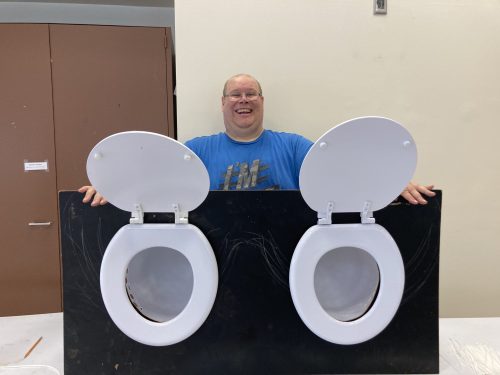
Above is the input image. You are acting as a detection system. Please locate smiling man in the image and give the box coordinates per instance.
[221,74,265,141]
[80,73,434,203]
[185,74,312,191]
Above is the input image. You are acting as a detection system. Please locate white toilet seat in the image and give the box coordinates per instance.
[86,131,217,346]
[290,117,417,345]
[101,224,218,346]
[290,224,404,345]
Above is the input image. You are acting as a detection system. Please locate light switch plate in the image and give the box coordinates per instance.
[374,0,387,14]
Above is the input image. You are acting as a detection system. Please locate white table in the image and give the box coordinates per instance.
[1,314,499,374]
[0,313,62,374]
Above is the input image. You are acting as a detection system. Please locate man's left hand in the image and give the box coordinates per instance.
[400,182,436,205]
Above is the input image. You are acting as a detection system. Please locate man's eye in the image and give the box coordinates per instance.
[230,94,241,98]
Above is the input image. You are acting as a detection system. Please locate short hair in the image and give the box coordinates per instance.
[223,74,263,96]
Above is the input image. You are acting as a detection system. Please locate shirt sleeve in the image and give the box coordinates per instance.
[184,137,204,159]
[294,135,314,177]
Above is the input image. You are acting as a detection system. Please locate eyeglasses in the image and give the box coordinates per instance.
[224,91,262,102]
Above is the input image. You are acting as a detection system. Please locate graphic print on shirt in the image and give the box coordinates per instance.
[219,159,279,190]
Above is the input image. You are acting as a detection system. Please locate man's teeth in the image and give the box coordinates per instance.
[236,109,252,114]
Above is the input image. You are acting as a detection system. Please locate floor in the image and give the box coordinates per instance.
[0,313,499,374]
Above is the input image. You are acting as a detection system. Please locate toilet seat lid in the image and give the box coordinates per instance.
[87,131,209,213]
[299,117,417,213]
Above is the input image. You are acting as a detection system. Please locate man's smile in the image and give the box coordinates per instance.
[235,108,252,114]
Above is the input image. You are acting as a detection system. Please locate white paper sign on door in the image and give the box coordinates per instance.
[24,161,49,171]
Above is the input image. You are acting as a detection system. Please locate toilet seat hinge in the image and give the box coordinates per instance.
[130,204,144,224]
[361,201,375,224]
[172,203,189,224]
[318,201,334,225]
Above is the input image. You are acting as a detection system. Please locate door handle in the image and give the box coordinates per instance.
[28,222,52,226]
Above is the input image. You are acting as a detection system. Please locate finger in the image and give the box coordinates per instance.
[92,193,109,207]
[79,186,94,202]
[402,182,430,205]
[78,185,94,197]
[413,191,428,205]
[91,193,102,207]
[409,185,429,204]
[82,189,96,203]
[417,184,436,197]
[401,190,418,205]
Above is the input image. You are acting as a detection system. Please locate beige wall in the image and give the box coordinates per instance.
[176,0,500,317]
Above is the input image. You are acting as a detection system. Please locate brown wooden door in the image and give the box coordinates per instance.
[0,24,61,316]
[0,24,174,316]
[50,25,175,190]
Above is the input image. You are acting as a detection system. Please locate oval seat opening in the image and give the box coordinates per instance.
[125,246,194,323]
[314,246,380,322]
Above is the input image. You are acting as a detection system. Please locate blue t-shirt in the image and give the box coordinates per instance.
[185,130,313,190]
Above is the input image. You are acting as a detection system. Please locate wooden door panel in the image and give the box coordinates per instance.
[0,24,61,316]
[0,24,174,316]
[50,25,173,190]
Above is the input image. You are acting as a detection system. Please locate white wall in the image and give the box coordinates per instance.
[176,0,500,317]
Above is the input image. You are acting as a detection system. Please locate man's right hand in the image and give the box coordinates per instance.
[78,185,108,207]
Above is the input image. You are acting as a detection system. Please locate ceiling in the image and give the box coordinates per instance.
[9,0,174,7]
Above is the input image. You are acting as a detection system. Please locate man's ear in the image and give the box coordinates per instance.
[221,96,225,111]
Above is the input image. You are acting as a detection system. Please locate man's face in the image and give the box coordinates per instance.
[222,76,264,140]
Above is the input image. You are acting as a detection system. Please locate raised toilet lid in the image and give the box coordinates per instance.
[87,131,209,213]
[300,117,417,214]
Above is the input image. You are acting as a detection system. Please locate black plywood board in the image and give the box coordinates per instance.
[60,190,441,374]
